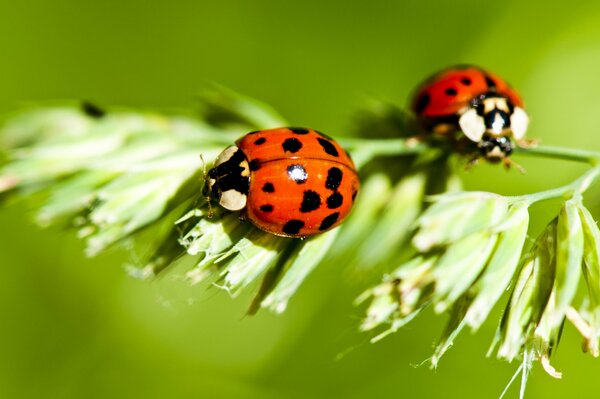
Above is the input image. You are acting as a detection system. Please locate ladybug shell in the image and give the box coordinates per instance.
[411,65,524,117]
[236,127,359,237]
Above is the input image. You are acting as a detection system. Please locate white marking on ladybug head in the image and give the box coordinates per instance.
[483,97,509,113]
[459,108,486,142]
[240,159,250,177]
[491,112,506,134]
[510,107,529,140]
[219,189,247,211]
[214,146,239,167]
[487,146,504,159]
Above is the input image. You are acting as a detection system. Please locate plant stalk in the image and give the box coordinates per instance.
[512,166,600,204]
[341,138,600,166]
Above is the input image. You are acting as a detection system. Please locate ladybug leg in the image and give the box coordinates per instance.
[206,199,214,218]
[503,157,527,174]
[405,136,423,147]
[202,188,214,219]
[199,153,215,219]
[516,138,540,149]
[464,155,480,171]
[199,185,214,218]
[238,209,247,222]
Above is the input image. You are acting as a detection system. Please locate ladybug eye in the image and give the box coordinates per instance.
[459,108,486,142]
[510,107,529,140]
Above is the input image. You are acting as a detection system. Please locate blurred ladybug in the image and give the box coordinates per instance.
[411,65,530,163]
[204,127,360,238]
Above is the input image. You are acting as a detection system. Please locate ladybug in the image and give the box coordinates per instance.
[411,65,529,162]
[204,127,360,238]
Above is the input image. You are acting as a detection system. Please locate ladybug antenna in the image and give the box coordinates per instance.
[199,153,215,218]
[199,153,207,178]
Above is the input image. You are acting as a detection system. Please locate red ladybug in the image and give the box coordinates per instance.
[411,65,529,161]
[204,127,360,237]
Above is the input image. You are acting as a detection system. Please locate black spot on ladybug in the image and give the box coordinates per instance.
[484,75,497,90]
[325,167,343,190]
[282,219,305,235]
[247,130,261,135]
[316,130,334,140]
[300,190,321,213]
[415,93,430,114]
[259,204,273,213]
[445,87,458,96]
[254,137,266,145]
[262,182,275,193]
[289,127,309,135]
[352,189,358,202]
[317,137,339,157]
[319,212,339,231]
[326,192,343,209]
[249,159,261,171]
[282,137,303,153]
[82,101,105,118]
[461,77,472,86]
[287,164,307,184]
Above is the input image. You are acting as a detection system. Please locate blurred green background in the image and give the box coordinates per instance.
[2,1,600,398]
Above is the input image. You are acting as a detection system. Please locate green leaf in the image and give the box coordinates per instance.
[495,221,558,362]
[549,199,584,329]
[358,255,437,332]
[328,174,393,260]
[351,172,426,270]
[0,107,93,149]
[431,231,497,313]
[218,229,289,296]
[412,192,509,251]
[433,294,473,367]
[358,280,400,331]
[465,202,530,330]
[199,84,288,130]
[493,258,536,362]
[578,204,600,355]
[260,229,339,313]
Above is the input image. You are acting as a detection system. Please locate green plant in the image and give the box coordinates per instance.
[2,91,600,398]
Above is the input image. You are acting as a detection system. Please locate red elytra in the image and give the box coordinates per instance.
[411,65,524,118]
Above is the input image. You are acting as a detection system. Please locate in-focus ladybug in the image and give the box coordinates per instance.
[204,127,360,238]
[411,65,530,164]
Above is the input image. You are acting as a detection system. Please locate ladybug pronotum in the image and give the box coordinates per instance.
[204,127,360,238]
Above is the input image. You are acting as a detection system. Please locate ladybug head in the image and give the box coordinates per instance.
[477,135,513,161]
[458,93,529,145]
[203,146,250,211]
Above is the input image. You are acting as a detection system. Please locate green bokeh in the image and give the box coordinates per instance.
[2,1,600,398]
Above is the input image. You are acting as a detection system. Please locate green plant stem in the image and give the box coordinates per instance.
[341,138,600,167]
[340,137,429,168]
[512,165,600,204]
[514,145,600,165]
